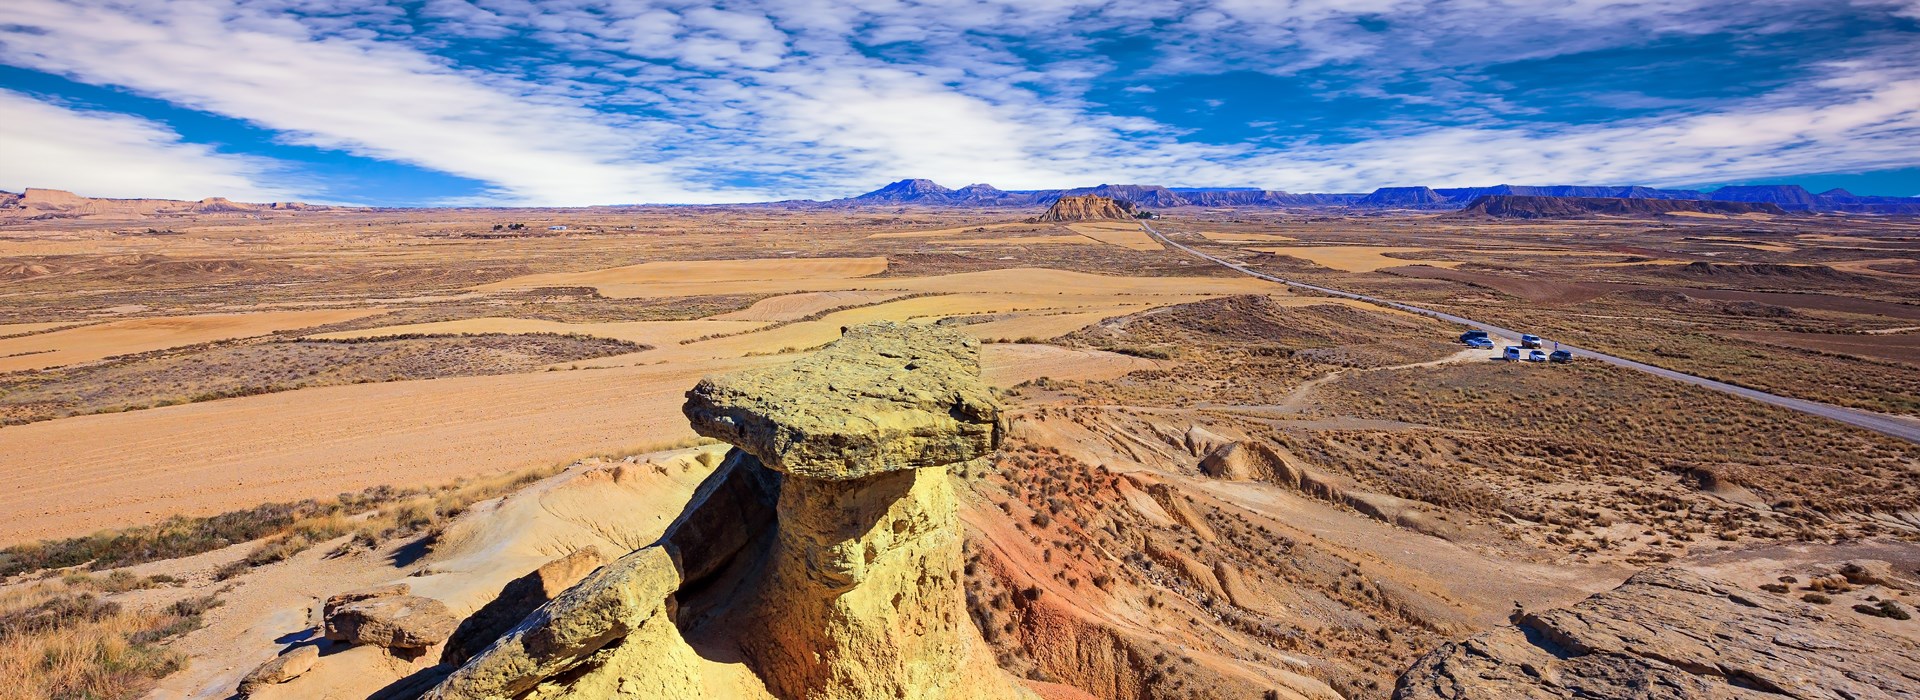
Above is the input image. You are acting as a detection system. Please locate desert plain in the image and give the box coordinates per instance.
[2,199,1918,699]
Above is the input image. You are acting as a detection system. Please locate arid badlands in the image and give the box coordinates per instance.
[2,185,1919,700]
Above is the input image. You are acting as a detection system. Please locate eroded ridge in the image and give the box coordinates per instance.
[1393,567,1920,699]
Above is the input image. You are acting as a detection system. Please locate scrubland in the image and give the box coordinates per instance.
[2,204,1917,698]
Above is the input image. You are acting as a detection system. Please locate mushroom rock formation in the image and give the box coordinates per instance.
[427,321,1030,700]
[684,320,1020,700]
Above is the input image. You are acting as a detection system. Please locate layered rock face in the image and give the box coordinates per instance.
[427,321,1028,700]
[1393,567,1920,699]
[1037,195,1136,221]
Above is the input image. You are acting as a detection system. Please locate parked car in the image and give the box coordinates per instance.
[1503,346,1522,361]
[1466,337,1494,349]
[1460,329,1490,343]
[1549,349,1573,363]
[1520,334,1543,348]
[1528,349,1548,362]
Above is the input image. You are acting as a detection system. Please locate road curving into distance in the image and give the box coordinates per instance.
[1139,221,1920,445]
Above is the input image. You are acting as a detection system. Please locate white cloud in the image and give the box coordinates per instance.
[0,90,294,201]
[0,0,1916,201]
[0,0,769,204]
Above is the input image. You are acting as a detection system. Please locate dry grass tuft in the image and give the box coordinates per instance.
[0,576,212,700]
[3,466,564,579]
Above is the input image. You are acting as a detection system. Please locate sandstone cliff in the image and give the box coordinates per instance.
[1037,195,1136,222]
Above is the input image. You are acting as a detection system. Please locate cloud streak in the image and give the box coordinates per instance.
[0,0,1916,202]
[0,89,294,201]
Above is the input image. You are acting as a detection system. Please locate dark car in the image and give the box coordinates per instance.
[1548,349,1573,363]
[1460,329,1490,343]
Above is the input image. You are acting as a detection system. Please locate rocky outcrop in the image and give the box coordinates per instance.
[427,322,1030,700]
[1393,567,1920,699]
[439,546,608,666]
[1355,187,1452,207]
[322,583,457,652]
[237,645,319,695]
[1037,195,1136,221]
[1182,425,1232,458]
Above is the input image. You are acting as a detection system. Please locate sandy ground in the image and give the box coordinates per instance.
[938,235,1097,246]
[1692,236,1797,253]
[864,223,1031,239]
[1066,222,1164,251]
[0,344,1152,544]
[708,290,911,321]
[145,446,731,700]
[1253,246,1463,273]
[1,257,1251,544]
[1199,231,1298,243]
[480,263,1286,301]
[474,256,889,296]
[0,321,81,337]
[1728,329,1920,364]
[0,309,383,372]
[312,317,769,346]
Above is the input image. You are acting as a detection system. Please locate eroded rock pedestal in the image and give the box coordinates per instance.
[426,321,1028,700]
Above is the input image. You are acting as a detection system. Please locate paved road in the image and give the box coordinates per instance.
[1140,221,1920,445]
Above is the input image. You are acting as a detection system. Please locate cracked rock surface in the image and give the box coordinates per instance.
[1393,567,1920,699]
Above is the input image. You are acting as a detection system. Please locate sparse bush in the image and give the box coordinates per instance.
[0,465,562,577]
[1802,593,1832,604]
[1854,600,1911,620]
[0,581,209,699]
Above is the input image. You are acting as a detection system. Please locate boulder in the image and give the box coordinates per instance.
[1197,441,1284,481]
[236,645,319,695]
[1182,425,1232,458]
[1839,559,1917,591]
[1393,567,1920,699]
[324,587,456,652]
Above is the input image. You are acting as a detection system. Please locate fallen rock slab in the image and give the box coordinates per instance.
[441,546,607,666]
[237,645,319,695]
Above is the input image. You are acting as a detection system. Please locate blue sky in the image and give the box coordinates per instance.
[2,0,1918,206]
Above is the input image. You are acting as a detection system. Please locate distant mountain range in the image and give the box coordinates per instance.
[830,179,1920,214]
[0,187,327,219]
[1454,195,1788,219]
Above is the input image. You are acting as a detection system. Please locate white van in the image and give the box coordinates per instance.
[1503,346,1522,361]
